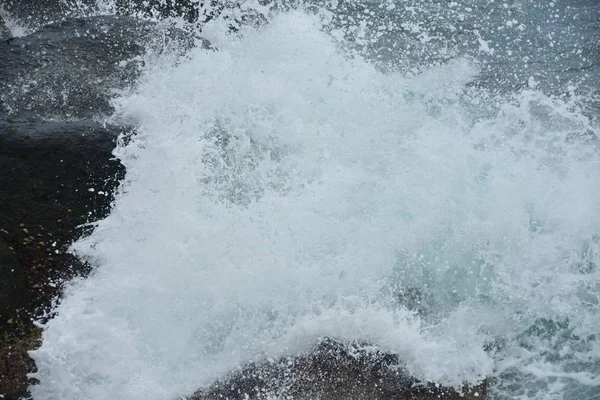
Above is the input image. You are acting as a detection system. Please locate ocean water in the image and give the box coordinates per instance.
[16,1,600,399]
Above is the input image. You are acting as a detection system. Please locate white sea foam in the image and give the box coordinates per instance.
[30,6,600,400]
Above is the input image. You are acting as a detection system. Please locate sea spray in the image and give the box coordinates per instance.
[30,3,600,400]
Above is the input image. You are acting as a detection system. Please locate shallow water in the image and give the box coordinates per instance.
[14,1,600,399]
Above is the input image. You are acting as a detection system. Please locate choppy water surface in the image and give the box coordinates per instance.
[18,1,600,399]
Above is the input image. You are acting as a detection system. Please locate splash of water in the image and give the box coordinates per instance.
[30,3,600,400]
[0,6,32,37]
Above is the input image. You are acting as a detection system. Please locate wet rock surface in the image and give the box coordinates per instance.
[0,0,97,28]
[0,12,206,398]
[0,15,193,120]
[0,121,125,399]
[190,337,487,400]
[2,0,245,30]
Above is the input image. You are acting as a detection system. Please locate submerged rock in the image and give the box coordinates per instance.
[0,121,125,399]
[0,15,194,120]
[190,337,487,400]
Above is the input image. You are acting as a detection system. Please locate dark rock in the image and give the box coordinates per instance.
[1,0,222,27]
[0,120,126,399]
[190,337,487,400]
[0,15,193,120]
[0,321,41,400]
[0,239,28,319]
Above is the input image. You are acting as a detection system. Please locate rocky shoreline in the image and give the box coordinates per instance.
[0,9,141,397]
[0,121,125,398]
[0,5,203,396]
